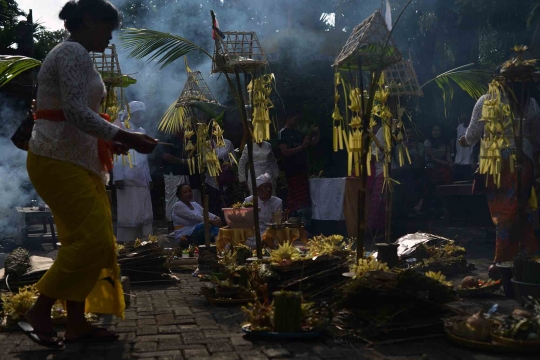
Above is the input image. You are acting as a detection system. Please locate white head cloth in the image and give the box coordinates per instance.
[256,173,272,188]
[120,101,146,123]
[128,101,146,114]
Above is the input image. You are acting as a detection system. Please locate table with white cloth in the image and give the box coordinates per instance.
[309,177,362,239]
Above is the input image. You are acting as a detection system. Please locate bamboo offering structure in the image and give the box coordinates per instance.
[90,44,137,167]
[381,59,423,244]
[211,31,268,74]
[211,11,270,259]
[159,59,227,247]
[383,59,424,97]
[332,8,408,259]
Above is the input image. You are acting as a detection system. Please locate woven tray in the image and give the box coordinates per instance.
[457,281,501,297]
[241,324,321,340]
[207,296,255,306]
[491,334,540,350]
[446,330,540,353]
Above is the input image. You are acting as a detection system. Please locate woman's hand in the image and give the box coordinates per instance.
[210,218,222,227]
[459,136,470,147]
[111,142,129,155]
[113,130,158,154]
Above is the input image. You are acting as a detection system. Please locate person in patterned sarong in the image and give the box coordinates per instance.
[278,112,320,224]
[462,86,540,277]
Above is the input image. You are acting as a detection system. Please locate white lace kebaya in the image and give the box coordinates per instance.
[30,40,119,184]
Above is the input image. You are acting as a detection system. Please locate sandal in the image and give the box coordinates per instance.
[18,322,64,349]
[63,327,119,344]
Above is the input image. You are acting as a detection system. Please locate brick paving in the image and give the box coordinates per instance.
[2,223,538,359]
[0,270,537,360]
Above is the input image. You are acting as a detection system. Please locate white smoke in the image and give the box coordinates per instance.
[0,97,35,237]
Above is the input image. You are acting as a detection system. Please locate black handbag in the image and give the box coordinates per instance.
[10,110,34,151]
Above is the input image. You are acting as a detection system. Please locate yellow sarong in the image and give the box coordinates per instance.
[27,151,125,319]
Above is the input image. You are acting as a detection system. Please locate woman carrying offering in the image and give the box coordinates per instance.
[461,84,540,274]
[20,0,158,348]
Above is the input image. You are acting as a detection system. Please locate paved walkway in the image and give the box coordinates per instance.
[1,269,538,360]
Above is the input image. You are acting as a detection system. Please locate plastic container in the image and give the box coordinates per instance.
[223,208,255,229]
[512,278,540,305]
[497,262,515,299]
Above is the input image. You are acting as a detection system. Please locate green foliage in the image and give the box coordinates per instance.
[33,29,69,61]
[421,64,491,117]
[120,28,213,69]
[0,55,41,87]
[0,0,24,51]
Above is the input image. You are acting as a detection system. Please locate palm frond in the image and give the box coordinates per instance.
[0,56,41,87]
[120,28,212,69]
[528,3,540,28]
[158,101,188,135]
[422,64,491,117]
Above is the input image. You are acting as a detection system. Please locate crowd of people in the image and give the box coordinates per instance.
[15,0,540,349]
[367,112,480,236]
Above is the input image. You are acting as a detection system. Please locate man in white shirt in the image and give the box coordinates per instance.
[244,173,282,247]
[454,110,476,182]
[113,101,153,243]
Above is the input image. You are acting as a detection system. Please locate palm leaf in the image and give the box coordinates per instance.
[528,3,540,28]
[158,101,188,135]
[422,64,491,117]
[120,28,212,69]
[0,55,41,87]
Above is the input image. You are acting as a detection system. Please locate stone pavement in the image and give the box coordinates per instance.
[1,270,538,360]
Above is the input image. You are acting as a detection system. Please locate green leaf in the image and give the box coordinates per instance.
[190,101,226,119]
[422,64,491,117]
[0,55,41,87]
[119,28,212,70]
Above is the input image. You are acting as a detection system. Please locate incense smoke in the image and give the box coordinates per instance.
[0,96,36,237]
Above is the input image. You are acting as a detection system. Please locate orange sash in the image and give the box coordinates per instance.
[34,110,114,172]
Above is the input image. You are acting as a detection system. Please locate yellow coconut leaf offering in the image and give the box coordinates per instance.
[478,80,513,188]
[248,74,274,143]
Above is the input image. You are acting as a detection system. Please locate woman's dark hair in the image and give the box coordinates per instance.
[59,0,121,33]
[176,183,191,199]
[429,125,449,150]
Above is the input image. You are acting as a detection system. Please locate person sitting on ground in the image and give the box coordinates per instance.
[171,183,222,246]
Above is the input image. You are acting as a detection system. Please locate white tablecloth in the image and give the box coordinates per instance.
[309,178,346,221]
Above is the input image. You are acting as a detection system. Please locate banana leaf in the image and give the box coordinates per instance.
[120,28,213,69]
[191,101,226,121]
[0,55,41,87]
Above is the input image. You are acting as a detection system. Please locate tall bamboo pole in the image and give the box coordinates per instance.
[234,67,263,259]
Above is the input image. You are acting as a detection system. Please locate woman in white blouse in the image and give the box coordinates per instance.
[20,0,157,348]
[238,141,280,195]
[172,184,222,245]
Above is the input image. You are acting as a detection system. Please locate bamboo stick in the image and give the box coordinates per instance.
[234,66,263,259]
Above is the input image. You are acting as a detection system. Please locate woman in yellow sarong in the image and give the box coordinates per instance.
[19,0,157,348]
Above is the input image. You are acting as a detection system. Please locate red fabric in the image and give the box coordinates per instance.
[486,158,537,262]
[212,18,219,40]
[34,110,114,172]
[286,174,311,212]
